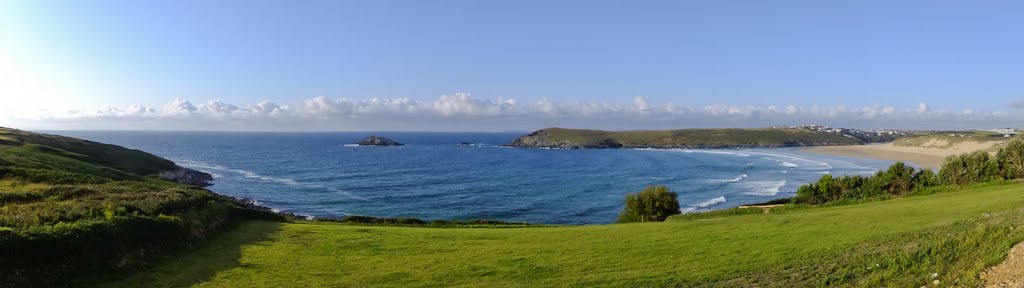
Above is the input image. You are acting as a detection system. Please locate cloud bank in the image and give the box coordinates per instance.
[4,93,1021,131]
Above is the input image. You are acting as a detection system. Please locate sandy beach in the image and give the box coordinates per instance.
[804,141,1001,170]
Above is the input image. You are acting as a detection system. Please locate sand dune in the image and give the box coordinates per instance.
[805,141,1002,170]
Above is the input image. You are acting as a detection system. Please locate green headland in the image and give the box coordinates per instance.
[509,127,901,149]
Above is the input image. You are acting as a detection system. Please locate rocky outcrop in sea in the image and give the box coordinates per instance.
[159,166,214,187]
[357,136,404,146]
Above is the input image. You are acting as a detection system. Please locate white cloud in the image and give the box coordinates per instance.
[633,96,649,112]
[3,94,1020,131]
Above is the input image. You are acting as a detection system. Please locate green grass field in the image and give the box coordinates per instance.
[106,183,1024,287]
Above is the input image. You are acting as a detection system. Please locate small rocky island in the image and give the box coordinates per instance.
[357,136,403,146]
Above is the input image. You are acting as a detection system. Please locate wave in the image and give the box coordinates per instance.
[171,158,302,186]
[342,144,360,147]
[780,161,799,168]
[678,149,751,157]
[738,180,787,196]
[695,196,727,208]
[747,151,833,170]
[709,174,748,183]
[640,148,751,157]
[174,158,372,202]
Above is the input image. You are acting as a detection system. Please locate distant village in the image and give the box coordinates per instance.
[771,125,1021,139]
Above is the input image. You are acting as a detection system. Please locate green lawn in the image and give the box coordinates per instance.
[105,183,1024,287]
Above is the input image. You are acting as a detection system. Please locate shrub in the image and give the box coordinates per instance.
[997,139,1024,179]
[340,215,427,225]
[912,168,940,188]
[880,162,915,195]
[941,151,999,186]
[617,185,680,223]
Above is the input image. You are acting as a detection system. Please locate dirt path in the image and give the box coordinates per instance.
[738,204,786,214]
[981,242,1024,287]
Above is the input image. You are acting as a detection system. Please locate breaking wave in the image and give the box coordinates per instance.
[709,174,748,183]
[737,180,787,196]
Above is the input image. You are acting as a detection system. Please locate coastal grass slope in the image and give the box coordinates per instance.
[108,182,1024,287]
[0,127,177,176]
[509,127,890,149]
[0,127,279,286]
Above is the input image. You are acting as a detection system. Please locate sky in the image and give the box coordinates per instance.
[1,0,1022,131]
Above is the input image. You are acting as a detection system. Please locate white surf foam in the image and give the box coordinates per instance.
[747,151,833,170]
[709,174,748,183]
[780,161,799,168]
[678,149,751,157]
[171,158,300,186]
[342,144,360,147]
[738,180,787,196]
[174,158,372,202]
[695,196,727,208]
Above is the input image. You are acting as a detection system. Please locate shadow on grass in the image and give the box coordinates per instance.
[96,221,283,288]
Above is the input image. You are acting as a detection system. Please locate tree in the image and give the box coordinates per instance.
[912,168,940,188]
[882,162,915,195]
[940,154,967,185]
[617,185,681,223]
[964,151,999,183]
[997,139,1024,179]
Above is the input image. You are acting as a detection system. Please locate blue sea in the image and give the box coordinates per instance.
[51,131,897,224]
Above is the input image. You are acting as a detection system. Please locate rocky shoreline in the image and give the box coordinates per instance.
[158,166,215,187]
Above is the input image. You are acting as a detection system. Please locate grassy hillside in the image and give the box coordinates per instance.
[894,130,1013,151]
[510,127,876,149]
[0,127,280,286]
[0,127,176,176]
[107,182,1024,287]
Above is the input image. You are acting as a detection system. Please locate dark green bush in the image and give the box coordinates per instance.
[941,151,999,186]
[911,168,940,189]
[617,185,680,223]
[794,162,940,204]
[997,139,1024,179]
[880,162,915,195]
[340,215,428,225]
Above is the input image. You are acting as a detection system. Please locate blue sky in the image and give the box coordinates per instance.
[1,0,1022,131]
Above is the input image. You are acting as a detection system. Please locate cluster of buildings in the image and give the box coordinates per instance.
[771,125,913,138]
[772,125,1022,139]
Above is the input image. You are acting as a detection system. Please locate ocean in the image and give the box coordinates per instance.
[50,131,897,224]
